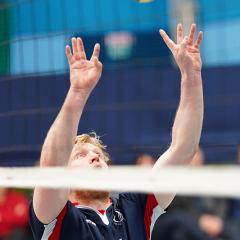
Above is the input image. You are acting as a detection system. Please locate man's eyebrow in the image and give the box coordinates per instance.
[91,147,102,153]
[72,147,85,155]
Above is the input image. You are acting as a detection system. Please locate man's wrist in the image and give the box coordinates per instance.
[64,86,91,110]
[181,68,201,78]
[69,85,92,98]
[181,70,202,88]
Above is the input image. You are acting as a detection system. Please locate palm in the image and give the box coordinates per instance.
[66,38,102,93]
[173,45,202,72]
[70,60,101,89]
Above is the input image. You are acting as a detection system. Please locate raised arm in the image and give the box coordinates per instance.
[33,38,102,224]
[153,24,203,209]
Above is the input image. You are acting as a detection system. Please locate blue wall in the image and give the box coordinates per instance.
[1,0,240,166]
[1,65,240,166]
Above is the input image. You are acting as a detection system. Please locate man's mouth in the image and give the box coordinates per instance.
[92,164,102,168]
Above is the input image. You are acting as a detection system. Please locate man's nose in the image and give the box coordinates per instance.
[90,153,100,163]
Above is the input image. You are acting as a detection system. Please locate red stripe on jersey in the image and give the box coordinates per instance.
[48,203,67,240]
[144,194,158,240]
[98,210,105,215]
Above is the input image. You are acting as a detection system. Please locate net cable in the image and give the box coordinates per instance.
[0,165,239,197]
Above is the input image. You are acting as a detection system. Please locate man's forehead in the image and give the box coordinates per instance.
[73,142,101,152]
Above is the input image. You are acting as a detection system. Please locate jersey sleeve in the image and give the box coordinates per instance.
[29,201,67,240]
[119,192,165,240]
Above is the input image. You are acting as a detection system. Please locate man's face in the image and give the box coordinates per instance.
[68,143,108,169]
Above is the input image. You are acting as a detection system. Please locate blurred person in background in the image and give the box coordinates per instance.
[152,147,240,240]
[133,153,156,166]
[185,147,240,240]
[0,187,30,240]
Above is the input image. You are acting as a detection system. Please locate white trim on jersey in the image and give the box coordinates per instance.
[41,219,57,240]
[149,205,165,240]
[75,203,113,225]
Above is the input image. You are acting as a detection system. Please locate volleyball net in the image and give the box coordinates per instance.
[0,165,240,197]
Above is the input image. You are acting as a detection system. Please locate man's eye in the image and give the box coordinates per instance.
[77,154,84,159]
[98,154,101,158]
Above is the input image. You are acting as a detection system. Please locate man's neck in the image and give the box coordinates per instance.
[69,189,110,211]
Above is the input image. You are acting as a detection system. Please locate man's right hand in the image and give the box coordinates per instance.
[159,24,203,78]
[65,38,102,95]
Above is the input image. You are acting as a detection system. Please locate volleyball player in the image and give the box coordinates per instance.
[29,23,203,240]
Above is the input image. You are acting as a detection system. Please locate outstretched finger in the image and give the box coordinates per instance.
[77,37,87,60]
[178,36,189,55]
[65,45,74,65]
[71,38,80,60]
[188,24,196,46]
[159,29,175,52]
[177,23,183,45]
[194,31,203,49]
[90,43,100,61]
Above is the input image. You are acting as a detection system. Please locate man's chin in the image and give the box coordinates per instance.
[74,190,110,200]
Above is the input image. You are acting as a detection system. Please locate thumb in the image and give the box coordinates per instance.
[91,56,102,70]
[178,36,189,56]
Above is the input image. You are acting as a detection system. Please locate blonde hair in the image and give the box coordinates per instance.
[74,132,109,163]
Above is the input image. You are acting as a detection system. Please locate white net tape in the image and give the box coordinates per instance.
[0,165,239,197]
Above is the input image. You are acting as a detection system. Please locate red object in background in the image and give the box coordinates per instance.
[0,190,29,238]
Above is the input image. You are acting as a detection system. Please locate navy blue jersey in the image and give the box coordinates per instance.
[29,192,165,240]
